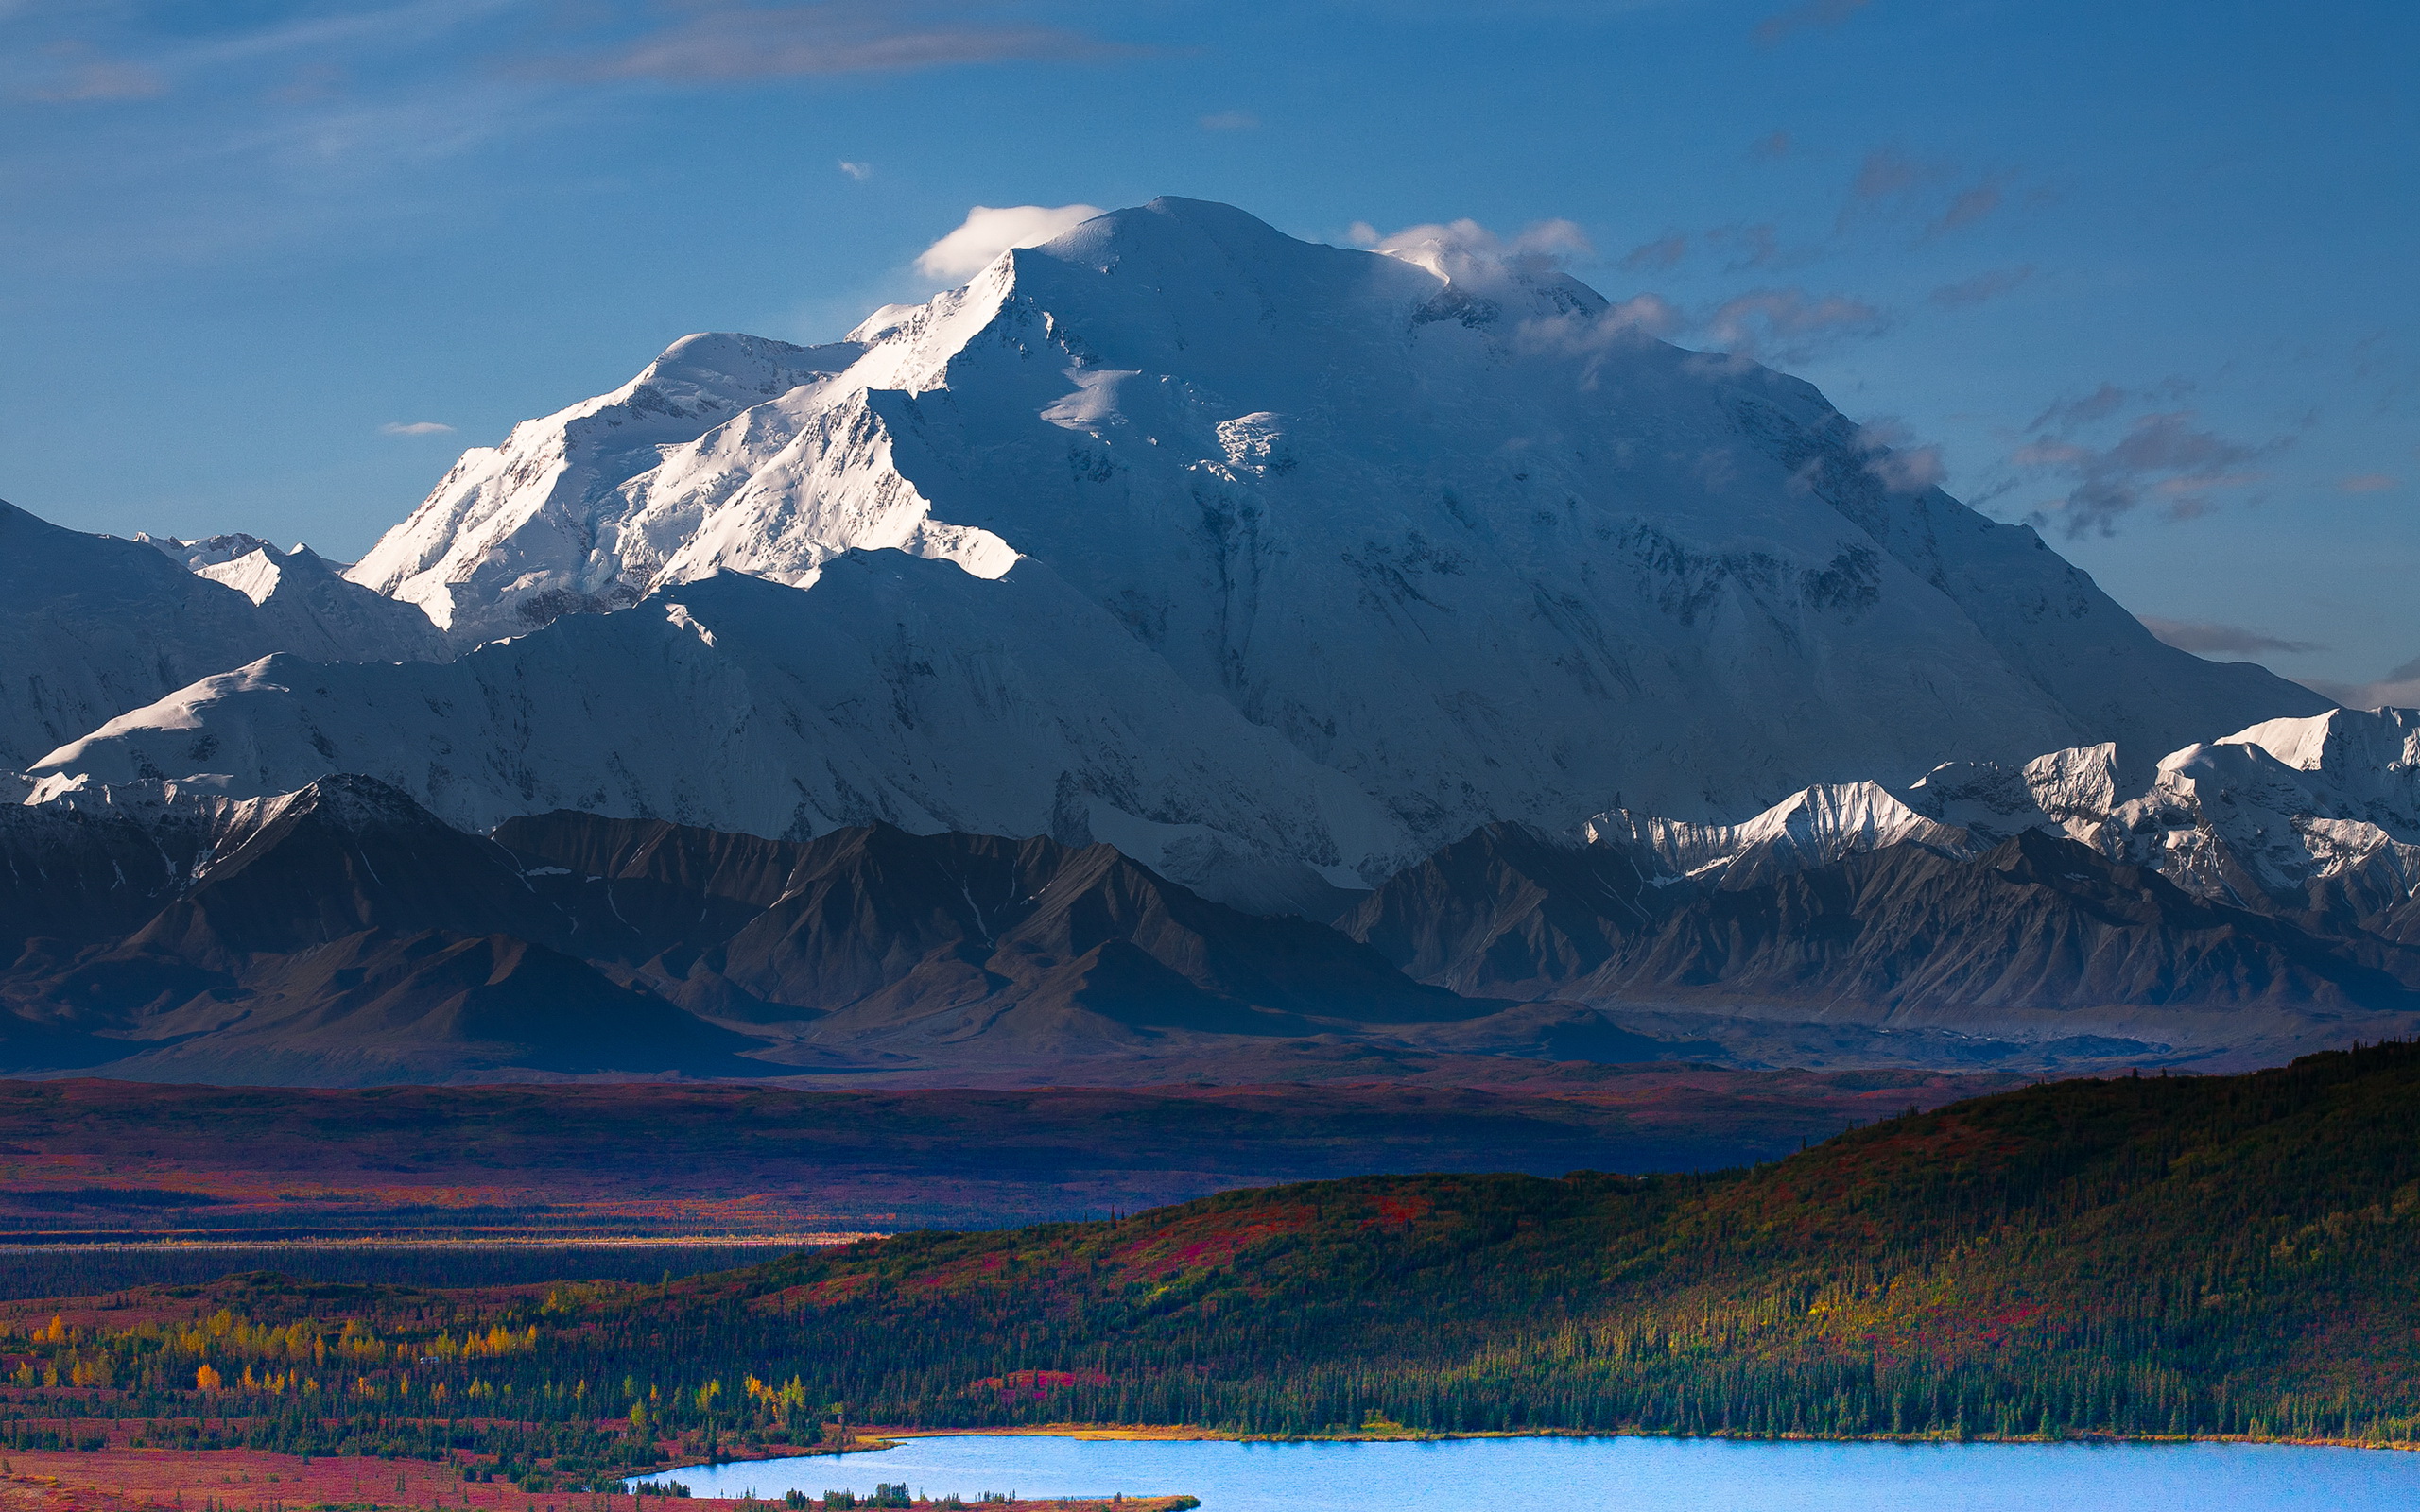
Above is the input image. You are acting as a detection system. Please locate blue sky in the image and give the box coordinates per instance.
[3,0,2413,699]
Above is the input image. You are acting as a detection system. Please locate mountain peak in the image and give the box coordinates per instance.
[35,200,2329,906]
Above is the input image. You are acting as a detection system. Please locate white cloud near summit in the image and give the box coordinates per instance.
[914,204,1104,282]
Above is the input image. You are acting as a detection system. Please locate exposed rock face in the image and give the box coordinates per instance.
[1339,821,2420,1054]
[0,778,758,1083]
[0,780,1502,1086]
[493,811,1486,1057]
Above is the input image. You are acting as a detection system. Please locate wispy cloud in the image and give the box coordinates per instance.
[1852,417,1945,492]
[2138,616,2325,657]
[2029,378,2191,432]
[1754,0,1871,47]
[1709,221,1781,271]
[560,2,1118,83]
[1838,149,2028,241]
[1848,146,1935,203]
[380,421,456,436]
[1366,210,1887,372]
[1928,265,2032,308]
[1932,176,2006,233]
[2014,409,2284,537]
[1702,287,1887,364]
[27,45,167,103]
[1198,109,1258,130]
[2339,472,2400,493]
[1619,232,1686,272]
[914,202,1104,282]
[838,159,872,180]
[2300,655,2420,712]
[1750,129,1790,160]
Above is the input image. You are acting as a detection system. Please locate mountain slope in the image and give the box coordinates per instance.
[0,777,765,1084]
[1342,823,2420,1054]
[1559,707,2420,934]
[497,811,1488,1062]
[0,781,1524,1085]
[88,1040,2411,1445]
[1334,822,1666,999]
[27,199,2319,903]
[657,1040,2420,1439]
[0,502,443,771]
[29,562,1401,911]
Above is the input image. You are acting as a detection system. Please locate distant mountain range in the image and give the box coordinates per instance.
[1,754,2413,1084]
[2,198,2411,1084]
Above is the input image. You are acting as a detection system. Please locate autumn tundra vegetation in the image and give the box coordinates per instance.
[1,1040,2418,1512]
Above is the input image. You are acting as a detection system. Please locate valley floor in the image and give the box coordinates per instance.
[0,1071,2020,1255]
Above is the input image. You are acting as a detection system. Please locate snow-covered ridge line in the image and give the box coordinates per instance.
[10,198,2332,907]
[1579,706,2420,916]
[0,503,446,772]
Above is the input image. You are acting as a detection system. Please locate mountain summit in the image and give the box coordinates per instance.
[40,198,2321,905]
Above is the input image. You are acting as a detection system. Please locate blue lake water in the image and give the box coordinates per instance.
[665,1433,2420,1511]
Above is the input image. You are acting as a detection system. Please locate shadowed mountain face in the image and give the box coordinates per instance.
[0,782,1511,1086]
[6,776,2417,1087]
[1339,824,2420,1054]
[492,813,1487,1060]
[0,780,789,1083]
[1336,822,1668,999]
[0,500,442,772]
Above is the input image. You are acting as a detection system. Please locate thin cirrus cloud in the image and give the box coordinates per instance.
[2012,408,2282,538]
[380,421,456,436]
[1932,178,2005,233]
[1928,266,2033,308]
[1701,288,1888,364]
[30,55,169,103]
[2339,473,2400,493]
[1754,0,1871,47]
[1619,232,1686,272]
[838,160,872,180]
[561,2,1120,83]
[1617,222,1780,276]
[2299,655,2420,712]
[1837,149,2016,238]
[2137,616,2325,658]
[914,203,1105,282]
[1198,110,1258,131]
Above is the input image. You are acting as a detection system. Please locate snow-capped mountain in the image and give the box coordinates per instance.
[0,503,443,771]
[32,198,2319,904]
[28,564,1403,913]
[1570,707,2420,933]
[1588,782,1962,887]
[159,535,442,665]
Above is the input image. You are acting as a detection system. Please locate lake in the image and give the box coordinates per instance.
[665,1433,2420,1511]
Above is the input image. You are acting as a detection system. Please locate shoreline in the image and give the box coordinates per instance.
[760,1423,2420,1455]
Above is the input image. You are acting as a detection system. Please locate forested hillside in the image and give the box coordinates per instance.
[7,1044,2420,1476]
[623,1040,2420,1443]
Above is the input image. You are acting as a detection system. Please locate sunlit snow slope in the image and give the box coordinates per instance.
[0,505,442,771]
[40,198,2324,903]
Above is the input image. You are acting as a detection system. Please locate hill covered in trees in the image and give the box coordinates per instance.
[7,1043,2420,1478]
